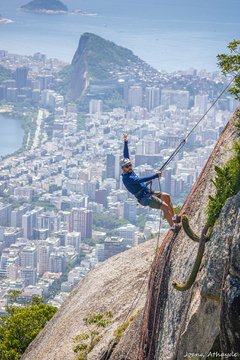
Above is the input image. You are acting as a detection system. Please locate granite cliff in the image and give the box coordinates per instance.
[21,239,157,360]
[21,107,240,359]
[137,106,240,360]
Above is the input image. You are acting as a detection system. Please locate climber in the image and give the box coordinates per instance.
[120,134,180,231]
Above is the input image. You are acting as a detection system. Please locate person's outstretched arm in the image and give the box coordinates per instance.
[123,133,130,159]
[134,171,161,184]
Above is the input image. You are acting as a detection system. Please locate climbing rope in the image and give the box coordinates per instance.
[156,177,162,249]
[117,252,158,359]
[159,74,238,172]
[119,179,164,359]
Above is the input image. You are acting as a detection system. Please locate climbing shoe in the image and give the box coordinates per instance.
[172,215,181,224]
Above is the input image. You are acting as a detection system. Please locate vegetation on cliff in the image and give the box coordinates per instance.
[55,65,72,95]
[207,40,240,227]
[73,311,113,360]
[207,139,240,227]
[0,296,57,359]
[79,33,140,80]
[21,0,68,12]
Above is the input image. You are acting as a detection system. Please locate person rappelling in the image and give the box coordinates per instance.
[120,134,181,232]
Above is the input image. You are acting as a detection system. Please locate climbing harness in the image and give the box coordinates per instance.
[134,180,154,206]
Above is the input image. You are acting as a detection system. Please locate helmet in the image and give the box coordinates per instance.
[120,158,131,168]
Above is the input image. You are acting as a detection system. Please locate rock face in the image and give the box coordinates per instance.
[21,239,158,360]
[220,193,240,354]
[66,33,142,100]
[175,192,240,359]
[139,107,240,359]
[66,33,90,102]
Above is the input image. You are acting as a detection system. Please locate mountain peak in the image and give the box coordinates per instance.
[66,33,143,100]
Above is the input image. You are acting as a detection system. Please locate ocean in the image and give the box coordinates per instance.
[0,0,239,155]
[0,0,239,71]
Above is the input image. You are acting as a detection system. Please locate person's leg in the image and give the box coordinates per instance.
[149,194,174,226]
[160,192,174,218]
[160,201,174,226]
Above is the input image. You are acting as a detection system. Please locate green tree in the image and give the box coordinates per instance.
[77,113,86,131]
[7,290,22,304]
[114,309,141,342]
[0,297,57,359]
[93,212,128,231]
[217,40,240,99]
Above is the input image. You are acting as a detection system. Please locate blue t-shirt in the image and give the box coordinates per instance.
[122,141,158,200]
[122,171,158,199]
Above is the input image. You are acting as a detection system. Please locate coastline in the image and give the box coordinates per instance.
[21,8,67,14]
[21,9,97,16]
[0,107,38,159]
[0,113,24,160]
[0,17,14,24]
[0,106,13,113]
[72,10,97,16]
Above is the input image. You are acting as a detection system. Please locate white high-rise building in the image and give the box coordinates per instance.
[37,244,50,276]
[49,252,66,273]
[20,245,37,268]
[70,208,93,240]
[22,208,42,240]
[11,205,30,227]
[0,203,12,227]
[89,99,103,114]
[7,264,19,281]
[116,224,137,247]
[194,94,208,113]
[145,87,160,110]
[128,86,143,108]
[123,199,137,223]
[36,212,60,233]
[161,90,189,109]
[106,153,121,180]
[66,232,81,252]
[20,267,37,286]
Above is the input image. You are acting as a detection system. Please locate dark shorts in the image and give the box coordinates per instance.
[138,191,162,208]
[149,191,163,209]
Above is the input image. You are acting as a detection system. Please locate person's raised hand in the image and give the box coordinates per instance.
[123,133,128,142]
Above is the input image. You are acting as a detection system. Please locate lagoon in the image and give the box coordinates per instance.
[0,113,24,157]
